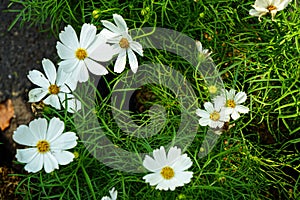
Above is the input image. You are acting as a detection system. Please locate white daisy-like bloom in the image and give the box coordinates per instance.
[142,146,193,191]
[27,58,81,113]
[222,89,250,120]
[249,0,292,21]
[13,117,78,173]
[195,40,211,57]
[100,14,143,73]
[56,23,114,83]
[196,96,231,128]
[101,187,118,200]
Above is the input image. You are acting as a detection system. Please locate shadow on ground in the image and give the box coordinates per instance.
[0,0,57,198]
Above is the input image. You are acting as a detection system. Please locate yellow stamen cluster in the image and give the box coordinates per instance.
[226,99,236,108]
[75,48,88,60]
[267,5,277,11]
[161,166,175,180]
[48,84,60,94]
[208,85,218,94]
[119,38,130,49]
[36,140,50,153]
[210,111,220,121]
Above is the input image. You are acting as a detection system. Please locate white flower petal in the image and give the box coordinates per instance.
[199,118,211,126]
[85,58,109,75]
[44,94,61,110]
[252,6,269,12]
[43,152,59,173]
[29,118,48,140]
[24,153,43,173]
[109,187,118,200]
[27,70,50,89]
[127,48,139,73]
[235,105,250,114]
[214,96,226,111]
[89,43,114,62]
[59,25,79,50]
[58,58,79,73]
[56,42,75,59]
[255,0,269,8]
[100,28,119,40]
[152,146,167,166]
[166,146,181,165]
[143,155,162,172]
[203,102,214,113]
[51,132,78,150]
[87,33,106,52]
[249,9,262,16]
[13,125,39,146]
[220,108,231,122]
[143,172,163,186]
[52,151,75,165]
[113,14,128,33]
[77,62,89,82]
[16,148,38,163]
[156,179,172,191]
[210,120,224,128]
[80,23,97,49]
[130,41,143,56]
[231,111,241,120]
[101,20,121,34]
[28,88,48,103]
[277,0,292,11]
[227,89,236,99]
[46,117,65,142]
[171,154,192,171]
[42,58,57,84]
[56,68,76,92]
[175,171,193,184]
[122,32,133,41]
[114,49,127,73]
[196,108,210,118]
[234,92,247,104]
[196,40,203,52]
[112,43,121,53]
[108,35,124,44]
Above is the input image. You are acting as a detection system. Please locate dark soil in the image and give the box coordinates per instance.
[0,0,57,198]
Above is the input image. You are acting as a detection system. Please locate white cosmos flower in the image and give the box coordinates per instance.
[249,0,292,21]
[221,89,249,120]
[56,23,114,83]
[100,14,143,73]
[13,117,78,173]
[101,187,118,200]
[27,58,81,113]
[196,96,231,129]
[143,146,193,191]
[195,40,211,57]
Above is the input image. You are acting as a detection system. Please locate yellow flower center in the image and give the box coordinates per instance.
[208,85,217,94]
[75,48,88,60]
[160,166,175,180]
[36,140,50,153]
[119,38,130,49]
[48,84,60,94]
[210,111,220,121]
[226,99,236,108]
[267,5,277,11]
